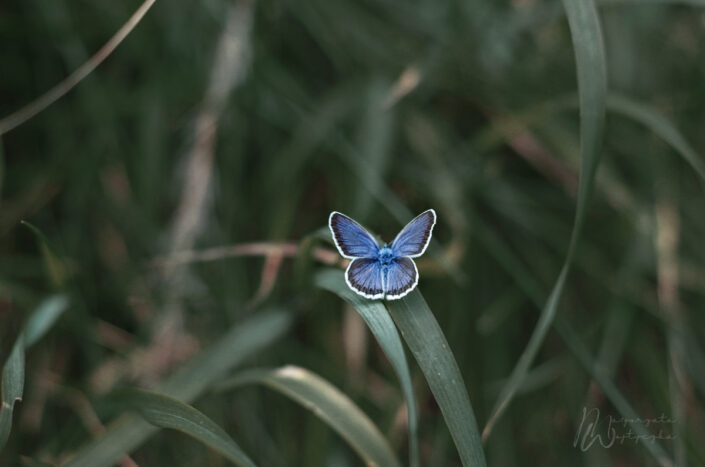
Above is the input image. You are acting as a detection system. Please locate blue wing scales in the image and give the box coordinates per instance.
[329,212,380,259]
[346,258,385,299]
[390,209,436,258]
[384,257,418,299]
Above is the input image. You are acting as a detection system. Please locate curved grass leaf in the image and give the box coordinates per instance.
[478,91,705,191]
[0,338,24,452]
[483,0,607,440]
[684,328,705,401]
[554,320,672,465]
[21,221,67,288]
[386,290,487,467]
[315,268,419,467]
[63,310,291,467]
[24,295,70,348]
[113,389,256,467]
[1,295,69,451]
[217,365,402,467]
[606,94,705,185]
[474,221,673,465]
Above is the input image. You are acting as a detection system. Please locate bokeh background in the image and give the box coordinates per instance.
[2,0,705,465]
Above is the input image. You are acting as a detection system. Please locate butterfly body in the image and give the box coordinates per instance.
[329,210,436,300]
[377,246,394,265]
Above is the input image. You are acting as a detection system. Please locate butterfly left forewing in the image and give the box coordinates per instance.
[329,212,380,259]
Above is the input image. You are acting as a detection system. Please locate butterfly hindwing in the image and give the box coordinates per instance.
[390,209,436,258]
[329,212,380,259]
[346,258,385,299]
[384,257,418,299]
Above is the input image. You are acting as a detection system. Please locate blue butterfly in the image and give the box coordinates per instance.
[329,209,436,300]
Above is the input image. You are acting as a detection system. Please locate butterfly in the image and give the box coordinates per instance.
[328,209,436,300]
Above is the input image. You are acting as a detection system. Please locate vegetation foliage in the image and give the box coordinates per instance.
[2,0,705,465]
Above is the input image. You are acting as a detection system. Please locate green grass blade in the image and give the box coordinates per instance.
[0,339,24,452]
[62,310,291,467]
[564,0,608,217]
[315,268,419,467]
[684,328,705,400]
[23,295,70,348]
[607,94,705,184]
[475,219,675,465]
[1,294,68,452]
[483,0,607,440]
[218,365,403,467]
[477,92,705,189]
[20,221,68,288]
[387,290,486,467]
[113,389,256,467]
[555,320,672,465]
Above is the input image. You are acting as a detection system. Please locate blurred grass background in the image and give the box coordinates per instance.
[2,0,705,465]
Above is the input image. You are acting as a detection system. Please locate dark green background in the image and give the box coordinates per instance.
[2,0,704,465]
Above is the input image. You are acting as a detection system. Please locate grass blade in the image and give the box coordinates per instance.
[218,365,403,467]
[477,92,705,189]
[62,310,291,467]
[684,328,705,401]
[0,339,24,452]
[21,221,68,288]
[483,0,607,440]
[555,320,672,466]
[387,290,487,467]
[0,295,69,452]
[607,94,705,185]
[23,295,70,348]
[315,268,419,467]
[475,219,675,465]
[113,389,256,467]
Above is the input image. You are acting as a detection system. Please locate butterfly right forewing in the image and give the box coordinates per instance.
[390,209,436,258]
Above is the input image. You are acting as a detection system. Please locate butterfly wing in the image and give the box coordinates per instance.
[390,209,436,258]
[346,258,385,299]
[329,212,380,259]
[383,257,419,300]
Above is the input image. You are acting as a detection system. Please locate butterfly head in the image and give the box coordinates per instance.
[377,244,394,266]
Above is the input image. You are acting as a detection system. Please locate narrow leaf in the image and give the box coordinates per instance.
[387,290,487,467]
[607,94,705,185]
[555,320,672,466]
[113,389,256,467]
[315,268,419,467]
[24,295,70,348]
[475,220,673,465]
[218,365,402,467]
[20,221,67,288]
[63,310,291,467]
[0,339,25,451]
[484,0,607,440]
[1,295,68,452]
